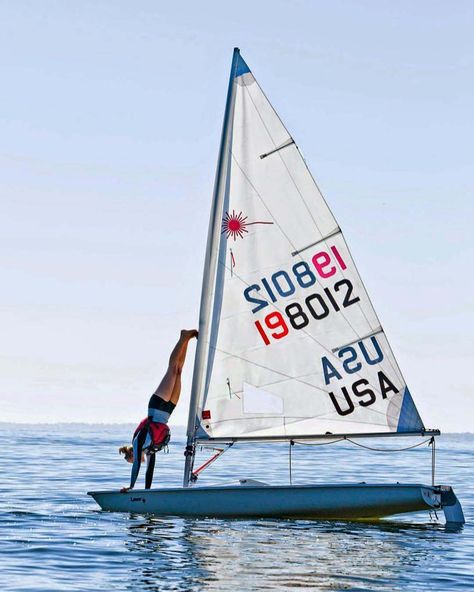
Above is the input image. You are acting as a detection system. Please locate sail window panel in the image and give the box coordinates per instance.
[242,382,284,415]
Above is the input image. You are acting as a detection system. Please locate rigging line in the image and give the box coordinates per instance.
[230,154,401,388]
[431,436,436,487]
[289,440,293,485]
[192,444,232,478]
[241,81,393,370]
[292,438,346,446]
[292,437,433,451]
[344,437,433,452]
[242,81,322,235]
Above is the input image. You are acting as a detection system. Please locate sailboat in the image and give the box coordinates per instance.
[89,49,464,523]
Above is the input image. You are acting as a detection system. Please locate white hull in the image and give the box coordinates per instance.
[88,483,464,523]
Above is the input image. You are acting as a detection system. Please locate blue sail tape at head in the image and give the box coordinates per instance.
[397,387,424,432]
[234,55,250,78]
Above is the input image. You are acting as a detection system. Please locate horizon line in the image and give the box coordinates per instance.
[0,421,471,436]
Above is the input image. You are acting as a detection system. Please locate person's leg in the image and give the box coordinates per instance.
[154,330,197,403]
[169,334,194,405]
[169,368,182,406]
[145,453,155,489]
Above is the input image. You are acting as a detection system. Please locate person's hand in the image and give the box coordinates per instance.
[181,329,198,340]
[120,487,131,493]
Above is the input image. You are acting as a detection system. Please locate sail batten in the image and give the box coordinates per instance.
[291,229,342,256]
[332,327,384,352]
[192,51,426,445]
[260,138,295,159]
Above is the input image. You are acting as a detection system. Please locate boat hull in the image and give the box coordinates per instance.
[87,483,461,521]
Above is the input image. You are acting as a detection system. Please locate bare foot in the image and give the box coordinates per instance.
[120,487,130,493]
[181,329,198,340]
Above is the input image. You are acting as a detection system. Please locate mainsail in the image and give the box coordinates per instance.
[186,49,424,458]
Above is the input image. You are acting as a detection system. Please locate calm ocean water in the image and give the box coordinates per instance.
[1,424,473,591]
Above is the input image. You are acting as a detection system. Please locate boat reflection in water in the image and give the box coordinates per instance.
[123,515,454,591]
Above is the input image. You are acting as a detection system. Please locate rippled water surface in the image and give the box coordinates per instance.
[1,425,473,591]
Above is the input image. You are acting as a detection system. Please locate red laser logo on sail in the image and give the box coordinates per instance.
[221,210,273,241]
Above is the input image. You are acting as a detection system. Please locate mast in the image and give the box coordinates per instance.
[183,48,240,487]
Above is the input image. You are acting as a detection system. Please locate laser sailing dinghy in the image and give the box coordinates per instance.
[89,49,464,524]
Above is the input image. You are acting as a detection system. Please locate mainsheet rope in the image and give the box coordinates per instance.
[291,436,434,452]
[288,436,436,487]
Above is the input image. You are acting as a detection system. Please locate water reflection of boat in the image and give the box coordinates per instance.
[123,516,451,591]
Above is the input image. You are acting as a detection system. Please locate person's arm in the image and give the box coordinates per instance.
[129,436,142,489]
[121,435,143,492]
[145,453,155,489]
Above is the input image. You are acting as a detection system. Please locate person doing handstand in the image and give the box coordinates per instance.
[119,329,198,492]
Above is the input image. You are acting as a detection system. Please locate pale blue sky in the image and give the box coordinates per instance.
[1,1,472,430]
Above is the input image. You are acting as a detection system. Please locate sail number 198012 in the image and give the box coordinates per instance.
[254,279,359,345]
[245,245,359,346]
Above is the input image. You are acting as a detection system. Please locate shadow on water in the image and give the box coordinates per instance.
[121,514,461,591]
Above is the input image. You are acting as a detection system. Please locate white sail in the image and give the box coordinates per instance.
[193,51,424,442]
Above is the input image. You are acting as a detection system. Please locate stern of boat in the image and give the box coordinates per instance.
[435,485,465,524]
